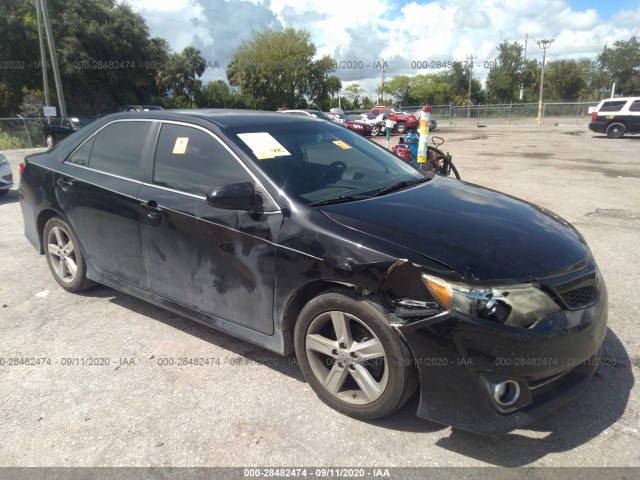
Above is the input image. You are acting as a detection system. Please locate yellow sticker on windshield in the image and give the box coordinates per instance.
[172,137,189,154]
[332,140,351,149]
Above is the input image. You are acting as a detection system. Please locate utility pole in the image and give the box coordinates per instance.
[35,0,50,109]
[519,33,528,101]
[39,0,67,118]
[536,38,553,126]
[466,54,476,118]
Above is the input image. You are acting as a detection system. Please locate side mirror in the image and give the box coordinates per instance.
[206,182,257,211]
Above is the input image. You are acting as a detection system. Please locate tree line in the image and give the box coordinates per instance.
[1,0,638,117]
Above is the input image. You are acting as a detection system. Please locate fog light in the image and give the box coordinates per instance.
[493,380,520,406]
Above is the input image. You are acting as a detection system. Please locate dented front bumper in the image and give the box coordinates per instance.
[396,283,608,434]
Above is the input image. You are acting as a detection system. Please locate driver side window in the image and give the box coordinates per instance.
[153,124,250,196]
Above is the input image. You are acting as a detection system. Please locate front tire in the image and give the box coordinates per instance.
[606,122,625,139]
[43,217,95,292]
[294,291,417,420]
[371,125,381,136]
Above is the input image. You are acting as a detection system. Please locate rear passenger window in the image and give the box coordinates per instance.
[629,101,640,112]
[67,137,95,166]
[88,121,151,179]
[599,101,626,112]
[153,124,249,196]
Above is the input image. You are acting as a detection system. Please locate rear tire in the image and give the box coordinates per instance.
[43,217,96,292]
[606,123,625,139]
[294,291,417,420]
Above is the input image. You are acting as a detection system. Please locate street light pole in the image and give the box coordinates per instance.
[466,54,476,119]
[536,38,553,126]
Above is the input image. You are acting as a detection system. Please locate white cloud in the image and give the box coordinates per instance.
[124,0,640,94]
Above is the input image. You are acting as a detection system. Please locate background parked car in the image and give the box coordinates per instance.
[278,109,348,130]
[325,109,373,136]
[0,151,13,196]
[370,106,418,133]
[588,97,640,138]
[405,110,437,131]
[43,116,98,148]
[120,105,164,112]
[353,112,384,136]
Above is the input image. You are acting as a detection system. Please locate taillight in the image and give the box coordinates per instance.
[592,111,598,122]
[19,163,25,176]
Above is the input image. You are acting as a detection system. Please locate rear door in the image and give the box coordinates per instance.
[628,100,640,133]
[55,120,154,286]
[137,122,280,334]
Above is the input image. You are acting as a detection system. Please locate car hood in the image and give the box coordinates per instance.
[318,177,590,283]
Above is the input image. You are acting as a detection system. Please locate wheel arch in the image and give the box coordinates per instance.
[36,208,64,254]
[281,279,396,355]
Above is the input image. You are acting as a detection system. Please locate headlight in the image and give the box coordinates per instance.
[353,125,363,129]
[0,153,6,165]
[422,274,561,328]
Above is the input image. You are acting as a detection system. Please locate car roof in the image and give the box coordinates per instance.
[98,109,318,128]
[598,97,640,103]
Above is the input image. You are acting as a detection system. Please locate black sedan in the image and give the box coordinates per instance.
[43,116,98,148]
[19,110,607,433]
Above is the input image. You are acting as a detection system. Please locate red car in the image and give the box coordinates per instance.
[325,111,373,136]
[370,106,418,133]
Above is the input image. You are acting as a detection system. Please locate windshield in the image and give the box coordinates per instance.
[227,120,424,205]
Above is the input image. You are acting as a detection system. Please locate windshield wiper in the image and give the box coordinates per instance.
[374,177,430,197]
[308,194,372,207]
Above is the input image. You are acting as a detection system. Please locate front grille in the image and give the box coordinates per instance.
[561,286,599,309]
[2,174,12,182]
[543,267,601,310]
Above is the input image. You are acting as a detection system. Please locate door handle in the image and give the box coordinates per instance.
[140,200,164,214]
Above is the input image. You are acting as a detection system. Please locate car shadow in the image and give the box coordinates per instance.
[79,284,305,382]
[80,285,633,464]
[592,135,640,140]
[0,188,19,205]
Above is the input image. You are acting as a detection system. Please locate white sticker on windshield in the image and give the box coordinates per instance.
[172,137,189,154]
[237,132,291,160]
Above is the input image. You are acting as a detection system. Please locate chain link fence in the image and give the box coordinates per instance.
[0,102,600,149]
[400,102,599,127]
[0,117,46,149]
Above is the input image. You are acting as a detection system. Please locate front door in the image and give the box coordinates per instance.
[137,122,279,335]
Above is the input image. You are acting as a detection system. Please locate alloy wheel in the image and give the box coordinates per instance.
[46,225,78,284]
[305,310,389,405]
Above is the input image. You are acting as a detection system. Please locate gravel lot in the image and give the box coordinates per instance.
[0,125,638,468]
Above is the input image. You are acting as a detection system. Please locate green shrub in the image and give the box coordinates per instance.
[0,131,25,149]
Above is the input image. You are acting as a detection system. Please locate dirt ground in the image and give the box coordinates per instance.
[0,125,639,468]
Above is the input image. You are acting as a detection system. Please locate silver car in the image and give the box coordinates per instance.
[0,151,13,196]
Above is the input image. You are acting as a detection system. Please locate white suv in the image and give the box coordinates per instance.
[588,97,640,138]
